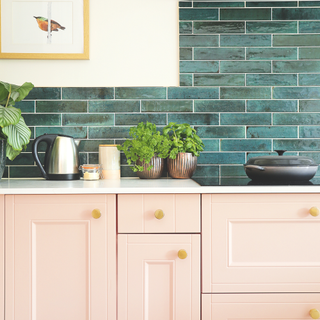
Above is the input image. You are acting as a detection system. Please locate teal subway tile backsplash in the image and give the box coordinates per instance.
[8,1,320,179]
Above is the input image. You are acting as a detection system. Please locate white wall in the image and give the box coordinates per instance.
[0,0,179,87]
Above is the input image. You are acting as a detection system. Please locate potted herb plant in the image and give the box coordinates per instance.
[117,122,171,179]
[163,122,204,179]
[0,81,34,179]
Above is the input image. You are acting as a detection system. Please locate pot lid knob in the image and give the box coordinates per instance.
[274,150,287,156]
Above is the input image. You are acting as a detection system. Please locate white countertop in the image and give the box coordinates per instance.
[0,178,320,194]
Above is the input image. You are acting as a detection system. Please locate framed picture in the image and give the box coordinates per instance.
[0,0,89,59]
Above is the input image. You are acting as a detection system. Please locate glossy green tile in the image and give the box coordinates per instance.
[273,113,320,125]
[115,87,166,99]
[194,100,245,112]
[63,114,114,126]
[299,100,320,112]
[193,2,244,7]
[273,8,320,20]
[299,21,320,33]
[246,74,297,86]
[141,100,193,112]
[23,114,61,126]
[247,100,298,112]
[193,165,219,178]
[179,9,218,21]
[79,139,114,152]
[62,87,114,99]
[274,35,320,46]
[89,127,131,139]
[197,152,246,165]
[246,48,297,60]
[220,87,271,100]
[179,74,193,86]
[168,87,219,99]
[221,113,271,125]
[194,74,245,86]
[26,87,61,100]
[273,87,320,99]
[15,101,35,113]
[180,48,192,60]
[220,61,271,73]
[36,101,87,113]
[201,139,220,151]
[220,8,271,20]
[119,166,137,178]
[115,114,166,125]
[247,126,297,138]
[194,48,245,61]
[220,35,271,47]
[89,100,140,113]
[179,35,219,47]
[273,139,320,151]
[6,153,35,166]
[299,74,320,86]
[273,61,320,73]
[299,1,320,6]
[180,61,219,73]
[246,21,297,33]
[299,48,320,59]
[168,113,219,125]
[9,166,42,178]
[247,1,297,7]
[221,139,272,151]
[179,2,192,7]
[220,165,246,177]
[193,22,245,34]
[179,22,192,34]
[300,126,320,138]
[195,126,245,138]
[35,127,88,139]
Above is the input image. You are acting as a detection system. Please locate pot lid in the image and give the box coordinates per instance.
[245,150,318,167]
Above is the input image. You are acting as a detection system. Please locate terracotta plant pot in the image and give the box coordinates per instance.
[167,152,197,179]
[136,156,164,179]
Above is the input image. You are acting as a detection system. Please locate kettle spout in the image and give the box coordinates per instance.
[74,139,81,147]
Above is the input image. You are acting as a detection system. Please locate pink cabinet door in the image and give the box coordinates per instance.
[202,293,320,320]
[202,193,320,293]
[5,194,116,320]
[118,234,200,320]
[0,195,3,319]
[118,194,200,233]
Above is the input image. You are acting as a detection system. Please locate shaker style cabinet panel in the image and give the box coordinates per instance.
[5,194,116,320]
[202,193,320,293]
[202,293,320,320]
[118,234,200,320]
[118,194,200,233]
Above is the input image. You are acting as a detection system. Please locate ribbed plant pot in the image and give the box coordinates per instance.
[136,156,164,179]
[167,152,197,179]
[0,139,6,180]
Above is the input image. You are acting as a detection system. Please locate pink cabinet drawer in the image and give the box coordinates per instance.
[202,293,320,320]
[202,193,320,293]
[118,194,200,233]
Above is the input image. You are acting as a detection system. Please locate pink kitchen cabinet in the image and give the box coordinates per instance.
[4,194,116,320]
[0,195,3,320]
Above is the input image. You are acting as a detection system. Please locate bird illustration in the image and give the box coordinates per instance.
[33,16,66,32]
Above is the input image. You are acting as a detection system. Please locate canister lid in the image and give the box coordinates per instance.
[99,144,119,147]
[80,164,101,170]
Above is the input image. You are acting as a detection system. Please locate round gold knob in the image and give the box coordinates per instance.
[178,249,187,259]
[154,209,164,220]
[309,207,320,217]
[310,309,320,319]
[91,209,101,219]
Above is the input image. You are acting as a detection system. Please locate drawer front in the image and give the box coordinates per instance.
[202,193,320,293]
[118,194,200,233]
[202,293,320,320]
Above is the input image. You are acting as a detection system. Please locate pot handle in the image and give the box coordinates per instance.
[244,165,265,171]
[32,134,57,179]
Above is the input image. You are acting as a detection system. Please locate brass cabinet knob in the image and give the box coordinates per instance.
[178,249,187,259]
[154,209,164,220]
[310,309,320,319]
[309,207,320,217]
[91,209,101,219]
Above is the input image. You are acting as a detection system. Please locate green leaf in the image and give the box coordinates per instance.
[0,105,21,127]
[0,81,34,106]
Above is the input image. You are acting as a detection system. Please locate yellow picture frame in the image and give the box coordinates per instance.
[0,0,89,60]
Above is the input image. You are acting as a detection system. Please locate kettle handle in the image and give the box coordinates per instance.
[32,134,57,179]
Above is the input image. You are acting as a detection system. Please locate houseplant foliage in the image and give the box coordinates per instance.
[117,121,171,172]
[0,81,34,160]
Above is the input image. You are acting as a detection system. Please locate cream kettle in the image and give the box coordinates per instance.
[32,134,81,180]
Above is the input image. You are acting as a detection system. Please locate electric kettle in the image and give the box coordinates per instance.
[32,134,81,180]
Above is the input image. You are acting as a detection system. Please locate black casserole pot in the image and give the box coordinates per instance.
[244,150,318,182]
